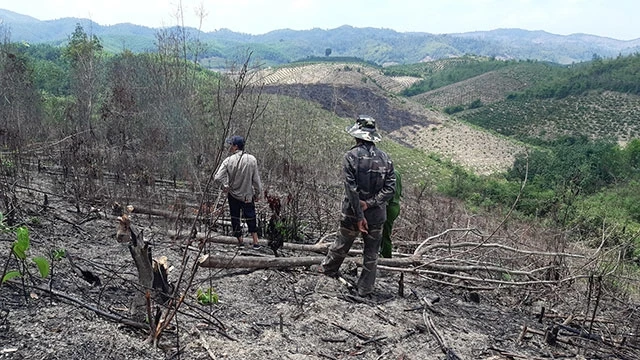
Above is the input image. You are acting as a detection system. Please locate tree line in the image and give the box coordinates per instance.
[441,135,640,257]
[511,53,640,99]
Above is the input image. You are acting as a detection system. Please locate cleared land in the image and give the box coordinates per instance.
[257,63,421,93]
[390,120,526,175]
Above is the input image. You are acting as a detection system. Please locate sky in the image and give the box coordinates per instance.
[1,0,638,40]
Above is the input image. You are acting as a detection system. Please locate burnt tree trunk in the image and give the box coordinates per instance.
[169,230,331,254]
[198,254,420,269]
[117,215,171,318]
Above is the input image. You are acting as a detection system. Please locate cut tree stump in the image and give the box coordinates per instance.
[116,214,172,318]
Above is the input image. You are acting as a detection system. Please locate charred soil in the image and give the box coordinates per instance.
[1,170,639,360]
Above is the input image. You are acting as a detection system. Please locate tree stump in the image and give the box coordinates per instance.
[116,214,172,319]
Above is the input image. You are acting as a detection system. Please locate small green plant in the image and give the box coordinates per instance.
[2,226,50,284]
[0,157,15,175]
[52,248,67,261]
[196,287,219,305]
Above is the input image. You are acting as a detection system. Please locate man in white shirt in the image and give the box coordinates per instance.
[214,135,263,249]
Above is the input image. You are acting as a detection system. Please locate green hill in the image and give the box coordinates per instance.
[451,54,640,144]
[408,61,562,108]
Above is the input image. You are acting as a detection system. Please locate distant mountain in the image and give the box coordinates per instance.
[1,8,639,66]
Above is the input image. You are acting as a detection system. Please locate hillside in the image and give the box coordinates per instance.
[3,21,640,360]
[458,91,640,144]
[410,62,560,109]
[388,120,526,175]
[254,52,640,174]
[255,62,527,175]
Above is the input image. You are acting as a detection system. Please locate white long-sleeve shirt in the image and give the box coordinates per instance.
[214,150,262,202]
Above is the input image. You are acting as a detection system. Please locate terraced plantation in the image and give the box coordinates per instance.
[389,120,526,175]
[382,56,485,77]
[458,91,640,143]
[411,62,560,109]
[256,63,421,93]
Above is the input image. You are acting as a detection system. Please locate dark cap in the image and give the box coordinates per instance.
[226,135,245,149]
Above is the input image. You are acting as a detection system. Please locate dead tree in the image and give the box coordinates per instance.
[116,214,172,321]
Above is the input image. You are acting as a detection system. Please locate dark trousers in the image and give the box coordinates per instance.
[228,194,258,239]
[321,220,383,296]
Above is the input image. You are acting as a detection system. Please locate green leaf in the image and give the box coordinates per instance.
[2,270,22,283]
[13,227,30,259]
[12,244,26,260]
[196,288,219,305]
[52,248,66,261]
[32,257,50,278]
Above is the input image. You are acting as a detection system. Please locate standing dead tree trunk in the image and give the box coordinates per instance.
[116,214,172,333]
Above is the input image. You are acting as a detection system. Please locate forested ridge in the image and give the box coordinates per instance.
[2,7,640,66]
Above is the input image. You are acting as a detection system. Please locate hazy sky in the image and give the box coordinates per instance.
[1,0,638,40]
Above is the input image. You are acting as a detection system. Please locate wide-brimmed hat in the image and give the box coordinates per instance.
[345,115,382,142]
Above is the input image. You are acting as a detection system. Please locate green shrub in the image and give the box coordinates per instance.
[444,105,464,114]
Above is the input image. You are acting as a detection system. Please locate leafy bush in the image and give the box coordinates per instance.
[467,99,483,110]
[444,105,464,114]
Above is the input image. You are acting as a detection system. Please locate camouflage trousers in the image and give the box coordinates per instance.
[321,220,383,296]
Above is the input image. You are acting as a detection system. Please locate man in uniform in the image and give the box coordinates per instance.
[320,115,396,297]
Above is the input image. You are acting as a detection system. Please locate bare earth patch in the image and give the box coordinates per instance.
[390,119,527,175]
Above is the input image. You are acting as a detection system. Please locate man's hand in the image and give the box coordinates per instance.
[357,218,368,234]
[359,200,368,211]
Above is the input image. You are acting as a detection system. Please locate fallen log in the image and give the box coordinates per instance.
[198,254,421,269]
[116,204,212,220]
[199,255,322,269]
[169,230,331,254]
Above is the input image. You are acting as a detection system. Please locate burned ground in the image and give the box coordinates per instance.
[1,168,639,360]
